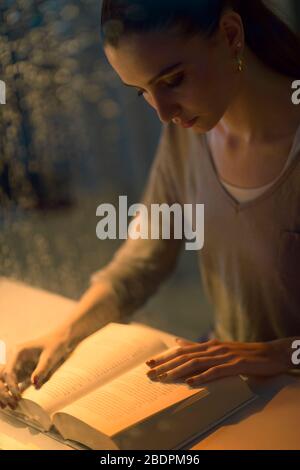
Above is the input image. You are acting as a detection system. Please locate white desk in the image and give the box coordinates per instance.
[1,277,300,450]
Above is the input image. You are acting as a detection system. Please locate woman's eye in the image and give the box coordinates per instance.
[164,73,185,88]
[136,73,184,98]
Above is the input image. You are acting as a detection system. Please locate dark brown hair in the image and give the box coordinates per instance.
[101,0,300,78]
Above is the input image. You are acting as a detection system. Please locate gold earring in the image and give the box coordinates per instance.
[237,56,244,73]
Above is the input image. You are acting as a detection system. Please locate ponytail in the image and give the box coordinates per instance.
[231,0,300,78]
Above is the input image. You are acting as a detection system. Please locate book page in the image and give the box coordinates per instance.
[55,362,206,436]
[21,323,167,416]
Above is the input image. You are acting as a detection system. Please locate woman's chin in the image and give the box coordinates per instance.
[191,122,211,134]
[192,116,221,134]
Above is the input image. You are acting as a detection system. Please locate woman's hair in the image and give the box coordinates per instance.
[101,0,300,78]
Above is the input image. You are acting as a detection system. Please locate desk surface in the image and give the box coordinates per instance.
[1,277,300,450]
[0,278,76,450]
[191,373,300,450]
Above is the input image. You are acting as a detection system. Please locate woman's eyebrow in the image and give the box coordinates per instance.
[122,62,183,88]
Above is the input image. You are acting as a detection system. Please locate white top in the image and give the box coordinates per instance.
[220,149,297,203]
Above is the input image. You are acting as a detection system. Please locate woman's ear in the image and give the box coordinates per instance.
[219,10,245,57]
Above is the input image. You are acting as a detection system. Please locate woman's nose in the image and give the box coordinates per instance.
[146,93,180,124]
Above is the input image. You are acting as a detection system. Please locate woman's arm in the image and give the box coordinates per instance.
[0,124,184,406]
[0,228,182,408]
[64,124,184,345]
[55,280,122,349]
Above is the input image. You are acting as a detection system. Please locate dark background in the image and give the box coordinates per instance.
[0,0,299,339]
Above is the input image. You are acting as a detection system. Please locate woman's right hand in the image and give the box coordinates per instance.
[0,328,74,410]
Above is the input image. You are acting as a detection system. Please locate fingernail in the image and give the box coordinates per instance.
[158,373,168,380]
[34,379,41,389]
[33,376,42,389]
[147,370,157,379]
[146,360,156,367]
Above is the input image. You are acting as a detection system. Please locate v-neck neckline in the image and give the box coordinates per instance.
[202,122,300,212]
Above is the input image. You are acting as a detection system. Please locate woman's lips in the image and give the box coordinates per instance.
[174,117,198,128]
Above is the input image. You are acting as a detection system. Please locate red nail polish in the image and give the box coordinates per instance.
[146,360,156,367]
[147,370,157,377]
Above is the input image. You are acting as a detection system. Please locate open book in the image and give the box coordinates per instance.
[7,322,255,450]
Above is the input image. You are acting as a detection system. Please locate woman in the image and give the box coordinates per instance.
[1,0,300,409]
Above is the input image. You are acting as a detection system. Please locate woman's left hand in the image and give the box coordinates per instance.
[145,337,294,387]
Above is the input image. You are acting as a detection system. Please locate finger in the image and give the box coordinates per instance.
[155,355,233,382]
[31,347,60,388]
[146,340,217,367]
[147,350,228,378]
[0,399,18,410]
[147,353,198,379]
[186,361,243,386]
[3,349,28,386]
[0,383,9,405]
[2,371,21,401]
[6,397,19,410]
[0,383,18,410]
[19,378,32,393]
[146,344,234,371]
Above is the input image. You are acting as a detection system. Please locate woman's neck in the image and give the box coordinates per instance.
[218,47,300,145]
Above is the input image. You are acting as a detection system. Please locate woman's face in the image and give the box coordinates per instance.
[104,17,242,133]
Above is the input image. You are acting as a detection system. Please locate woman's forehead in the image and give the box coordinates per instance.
[104,31,206,85]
